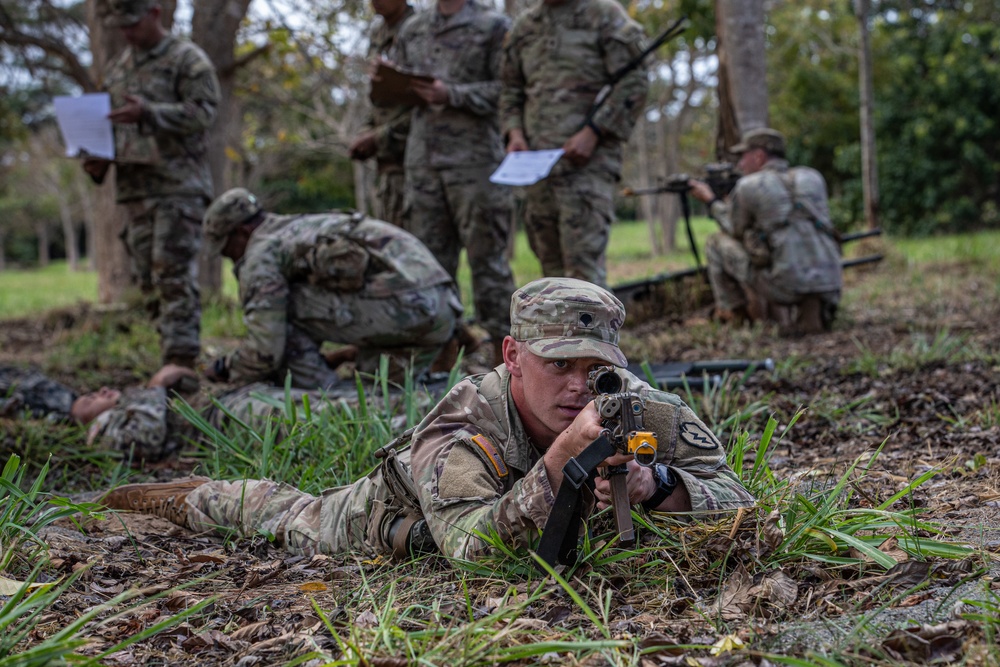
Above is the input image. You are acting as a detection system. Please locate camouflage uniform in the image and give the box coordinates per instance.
[180,278,754,560]
[364,5,416,226]
[103,29,220,364]
[0,366,76,422]
[220,212,461,389]
[500,0,648,288]
[391,0,516,342]
[706,158,842,311]
[88,382,366,463]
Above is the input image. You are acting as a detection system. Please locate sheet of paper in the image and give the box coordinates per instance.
[489,149,565,186]
[53,93,114,159]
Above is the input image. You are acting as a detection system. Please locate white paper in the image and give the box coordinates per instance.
[489,149,565,186]
[53,93,115,159]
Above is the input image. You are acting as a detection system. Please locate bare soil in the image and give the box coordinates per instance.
[1,258,999,666]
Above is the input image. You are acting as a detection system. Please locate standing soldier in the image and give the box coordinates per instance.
[82,0,220,368]
[391,0,517,365]
[348,0,416,227]
[500,0,649,288]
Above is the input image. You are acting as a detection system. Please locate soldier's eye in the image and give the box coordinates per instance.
[552,360,568,369]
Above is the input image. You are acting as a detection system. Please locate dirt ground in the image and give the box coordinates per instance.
[1,258,999,666]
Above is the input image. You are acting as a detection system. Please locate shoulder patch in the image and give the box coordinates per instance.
[679,421,721,450]
[470,433,508,478]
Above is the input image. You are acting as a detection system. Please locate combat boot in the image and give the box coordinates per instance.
[387,514,436,559]
[100,476,210,527]
[793,295,825,335]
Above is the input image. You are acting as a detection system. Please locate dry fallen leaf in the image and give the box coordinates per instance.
[0,575,47,596]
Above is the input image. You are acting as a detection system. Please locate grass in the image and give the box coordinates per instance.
[3,225,1000,664]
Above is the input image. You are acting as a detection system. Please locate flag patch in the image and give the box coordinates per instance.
[470,433,508,477]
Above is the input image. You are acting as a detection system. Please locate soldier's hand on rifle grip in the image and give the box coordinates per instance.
[688,179,716,205]
[593,459,657,510]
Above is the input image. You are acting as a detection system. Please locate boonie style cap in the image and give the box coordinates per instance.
[729,127,786,156]
[510,277,627,367]
[105,0,158,27]
[203,188,262,255]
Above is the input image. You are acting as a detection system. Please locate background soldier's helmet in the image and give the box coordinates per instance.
[104,0,158,27]
[729,127,786,157]
[204,188,263,255]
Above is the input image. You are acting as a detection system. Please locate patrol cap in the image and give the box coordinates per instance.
[729,127,786,156]
[510,277,627,367]
[104,0,158,27]
[203,188,262,255]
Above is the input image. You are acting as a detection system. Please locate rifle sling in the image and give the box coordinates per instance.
[537,434,617,569]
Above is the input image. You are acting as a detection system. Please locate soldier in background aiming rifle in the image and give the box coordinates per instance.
[688,128,842,334]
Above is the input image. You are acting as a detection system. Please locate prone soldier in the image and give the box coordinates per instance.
[101,278,755,561]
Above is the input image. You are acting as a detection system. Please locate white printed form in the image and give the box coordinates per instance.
[489,149,565,186]
[53,93,115,159]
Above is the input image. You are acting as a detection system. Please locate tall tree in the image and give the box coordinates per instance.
[714,0,767,156]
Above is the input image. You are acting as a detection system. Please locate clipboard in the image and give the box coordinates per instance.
[369,62,434,107]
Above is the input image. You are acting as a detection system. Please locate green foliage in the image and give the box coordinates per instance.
[874,7,1000,234]
[0,454,104,573]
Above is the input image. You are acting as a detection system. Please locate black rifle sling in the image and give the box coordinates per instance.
[537,434,617,568]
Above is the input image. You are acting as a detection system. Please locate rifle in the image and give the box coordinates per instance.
[623,163,742,200]
[622,163,741,271]
[585,16,688,127]
[537,367,657,566]
[611,230,886,314]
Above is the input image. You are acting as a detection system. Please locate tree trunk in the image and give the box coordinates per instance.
[715,0,768,157]
[87,0,133,303]
[35,222,51,267]
[72,169,96,270]
[56,190,80,271]
[635,113,662,254]
[855,0,880,230]
[191,0,251,297]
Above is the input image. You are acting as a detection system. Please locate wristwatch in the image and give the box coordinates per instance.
[641,463,678,511]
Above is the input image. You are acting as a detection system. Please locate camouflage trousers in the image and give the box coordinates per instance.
[123,196,205,364]
[374,166,405,228]
[705,232,753,311]
[706,232,841,313]
[282,283,461,389]
[184,449,420,558]
[522,166,615,289]
[403,165,515,341]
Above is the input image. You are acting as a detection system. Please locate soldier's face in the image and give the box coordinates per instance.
[737,148,766,175]
[120,8,160,49]
[70,387,122,424]
[506,339,606,447]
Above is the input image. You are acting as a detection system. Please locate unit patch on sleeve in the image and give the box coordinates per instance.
[470,433,509,477]
[679,421,721,450]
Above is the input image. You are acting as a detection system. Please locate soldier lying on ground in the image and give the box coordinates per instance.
[2,364,365,463]
[201,188,464,390]
[101,278,755,561]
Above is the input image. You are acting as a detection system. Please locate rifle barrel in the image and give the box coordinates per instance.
[841,228,882,243]
[842,254,883,268]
